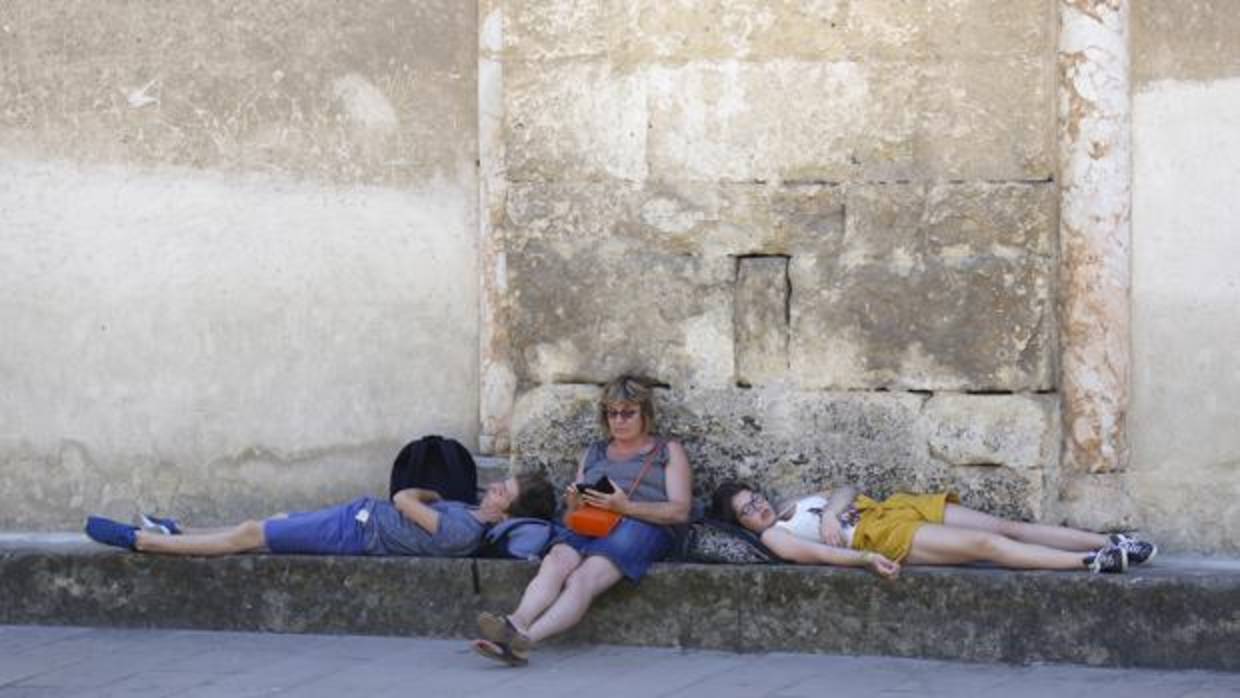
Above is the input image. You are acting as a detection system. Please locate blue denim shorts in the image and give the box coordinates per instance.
[263,497,372,555]
[553,517,673,582]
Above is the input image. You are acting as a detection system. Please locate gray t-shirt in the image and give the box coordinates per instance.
[365,499,485,557]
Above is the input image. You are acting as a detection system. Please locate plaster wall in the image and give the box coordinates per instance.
[0,1,479,527]
[1124,1,1240,551]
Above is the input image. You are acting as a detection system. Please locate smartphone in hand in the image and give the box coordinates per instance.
[575,476,615,495]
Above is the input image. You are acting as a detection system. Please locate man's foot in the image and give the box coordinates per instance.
[139,513,182,535]
[477,612,532,655]
[1110,533,1157,565]
[85,516,138,551]
[1085,545,1128,574]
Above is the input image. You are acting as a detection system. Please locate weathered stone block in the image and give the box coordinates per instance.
[734,256,790,386]
[844,0,927,59]
[501,0,1053,63]
[625,0,849,61]
[502,182,845,389]
[925,0,1054,59]
[625,181,846,256]
[921,394,1060,470]
[504,231,735,388]
[917,58,1054,179]
[500,3,1054,182]
[646,60,918,182]
[924,182,1057,254]
[511,384,1049,519]
[505,60,648,182]
[501,0,621,60]
[790,182,1055,391]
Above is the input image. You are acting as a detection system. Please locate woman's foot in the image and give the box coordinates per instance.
[1085,544,1128,574]
[1109,533,1157,565]
[477,611,533,654]
[471,638,529,667]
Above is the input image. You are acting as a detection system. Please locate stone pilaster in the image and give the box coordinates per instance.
[1057,0,1132,473]
[478,0,514,454]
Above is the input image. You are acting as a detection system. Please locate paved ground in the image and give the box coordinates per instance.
[0,625,1237,698]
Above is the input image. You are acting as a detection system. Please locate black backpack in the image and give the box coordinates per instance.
[388,435,479,505]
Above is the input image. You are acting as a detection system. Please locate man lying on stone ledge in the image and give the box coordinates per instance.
[83,473,556,558]
[712,481,1157,575]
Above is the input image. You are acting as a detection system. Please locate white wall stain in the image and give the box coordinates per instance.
[331,74,399,131]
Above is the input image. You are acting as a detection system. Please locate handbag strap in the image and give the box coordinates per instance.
[624,439,663,498]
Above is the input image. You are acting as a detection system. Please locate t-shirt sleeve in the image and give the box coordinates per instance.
[428,503,485,556]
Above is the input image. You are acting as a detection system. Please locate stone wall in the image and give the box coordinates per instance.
[0,1,479,527]
[7,1,1237,552]
[494,0,1063,519]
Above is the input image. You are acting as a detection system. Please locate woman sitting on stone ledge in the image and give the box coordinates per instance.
[711,481,1155,577]
[472,375,693,667]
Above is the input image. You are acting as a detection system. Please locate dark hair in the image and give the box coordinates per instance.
[509,472,557,521]
[597,375,656,436]
[710,480,757,525]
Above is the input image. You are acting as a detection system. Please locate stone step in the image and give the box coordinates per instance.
[2,533,1237,672]
[474,456,510,485]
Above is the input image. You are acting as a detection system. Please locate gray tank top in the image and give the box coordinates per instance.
[581,439,670,504]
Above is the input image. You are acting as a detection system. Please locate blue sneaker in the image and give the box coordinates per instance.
[140,513,182,535]
[85,516,138,551]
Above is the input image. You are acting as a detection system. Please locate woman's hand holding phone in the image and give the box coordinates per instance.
[581,477,628,514]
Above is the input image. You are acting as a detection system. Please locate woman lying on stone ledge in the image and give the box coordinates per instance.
[82,473,556,558]
[711,482,1156,577]
[472,375,693,668]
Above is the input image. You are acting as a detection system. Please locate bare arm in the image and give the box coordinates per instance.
[821,485,858,518]
[815,484,859,546]
[581,441,693,525]
[760,528,899,579]
[392,488,442,535]
[563,451,588,513]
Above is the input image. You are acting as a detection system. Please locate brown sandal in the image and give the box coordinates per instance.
[471,638,528,667]
[477,611,533,654]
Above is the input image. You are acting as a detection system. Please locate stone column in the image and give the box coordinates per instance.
[1057,0,1131,473]
[478,1,514,454]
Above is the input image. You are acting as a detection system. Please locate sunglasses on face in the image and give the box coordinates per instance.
[739,493,767,517]
[605,408,639,421]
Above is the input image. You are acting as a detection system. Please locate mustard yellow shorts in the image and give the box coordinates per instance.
[850,492,959,562]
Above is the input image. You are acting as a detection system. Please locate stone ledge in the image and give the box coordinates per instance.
[2,534,1237,672]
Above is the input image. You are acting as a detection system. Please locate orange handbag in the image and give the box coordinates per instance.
[565,505,622,538]
[565,441,661,538]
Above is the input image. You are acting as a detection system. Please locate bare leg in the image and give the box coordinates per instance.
[943,503,1107,552]
[134,520,267,556]
[508,544,582,633]
[174,513,290,536]
[906,524,1087,570]
[524,555,623,643]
